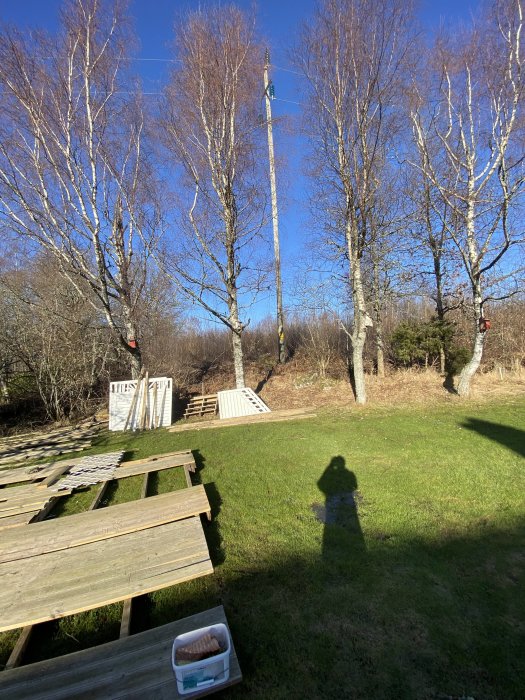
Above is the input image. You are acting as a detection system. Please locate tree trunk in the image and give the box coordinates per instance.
[264,56,286,365]
[231,329,245,389]
[439,347,445,375]
[129,347,143,380]
[351,262,369,404]
[351,331,367,404]
[457,284,485,396]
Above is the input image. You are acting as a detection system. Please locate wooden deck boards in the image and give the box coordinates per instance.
[0,485,71,519]
[0,451,194,488]
[0,606,241,699]
[0,486,211,565]
[0,511,40,530]
[0,461,74,486]
[0,517,213,632]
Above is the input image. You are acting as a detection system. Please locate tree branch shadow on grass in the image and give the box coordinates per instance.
[461,418,525,458]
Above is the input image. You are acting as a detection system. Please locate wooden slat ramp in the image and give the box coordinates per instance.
[0,605,241,699]
[0,486,210,565]
[0,516,213,633]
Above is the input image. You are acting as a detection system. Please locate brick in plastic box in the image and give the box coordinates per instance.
[171,623,231,695]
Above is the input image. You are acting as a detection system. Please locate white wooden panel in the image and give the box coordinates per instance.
[217,388,270,419]
[109,378,172,431]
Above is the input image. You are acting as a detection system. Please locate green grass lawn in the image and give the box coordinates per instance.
[1,398,524,699]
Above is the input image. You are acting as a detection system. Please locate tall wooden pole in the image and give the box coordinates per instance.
[264,49,286,364]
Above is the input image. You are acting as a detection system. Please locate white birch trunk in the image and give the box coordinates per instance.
[457,285,486,396]
[231,329,245,389]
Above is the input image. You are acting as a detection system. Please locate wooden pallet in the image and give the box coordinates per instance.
[184,394,218,419]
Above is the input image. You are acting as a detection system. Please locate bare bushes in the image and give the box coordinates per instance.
[0,261,120,422]
[143,302,525,396]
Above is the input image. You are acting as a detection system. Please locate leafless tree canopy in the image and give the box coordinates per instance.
[410,0,524,394]
[297,0,416,402]
[0,0,161,378]
[162,5,267,388]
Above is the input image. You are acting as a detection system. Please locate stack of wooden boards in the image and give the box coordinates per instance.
[0,482,72,530]
[0,423,99,468]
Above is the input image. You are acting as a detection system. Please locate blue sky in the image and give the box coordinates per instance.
[0,0,478,322]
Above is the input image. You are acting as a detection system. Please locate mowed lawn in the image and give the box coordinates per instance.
[1,397,524,699]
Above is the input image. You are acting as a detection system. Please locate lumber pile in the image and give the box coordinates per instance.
[183,393,218,419]
[0,424,99,468]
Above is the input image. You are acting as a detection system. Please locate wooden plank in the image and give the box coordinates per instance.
[123,369,144,432]
[37,461,74,489]
[140,371,149,430]
[0,511,39,530]
[9,465,108,670]
[0,517,213,632]
[0,483,70,505]
[169,407,318,432]
[120,471,150,639]
[28,498,60,523]
[183,464,193,489]
[120,450,193,467]
[114,456,196,480]
[119,598,133,639]
[0,486,210,564]
[0,458,84,487]
[88,481,109,511]
[0,488,70,518]
[4,626,33,671]
[0,495,69,520]
[140,472,149,500]
[0,606,241,700]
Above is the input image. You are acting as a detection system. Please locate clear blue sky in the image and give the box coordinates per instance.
[0,0,477,321]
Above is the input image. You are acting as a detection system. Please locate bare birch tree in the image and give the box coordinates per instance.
[297,0,415,403]
[0,0,159,378]
[163,6,266,389]
[410,0,524,395]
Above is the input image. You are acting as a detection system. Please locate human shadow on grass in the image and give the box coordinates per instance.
[314,456,367,565]
[461,418,525,458]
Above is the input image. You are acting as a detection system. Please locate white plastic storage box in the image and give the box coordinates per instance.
[171,623,231,695]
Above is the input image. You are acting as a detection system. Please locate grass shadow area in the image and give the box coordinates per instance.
[461,417,525,458]
[138,517,525,700]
